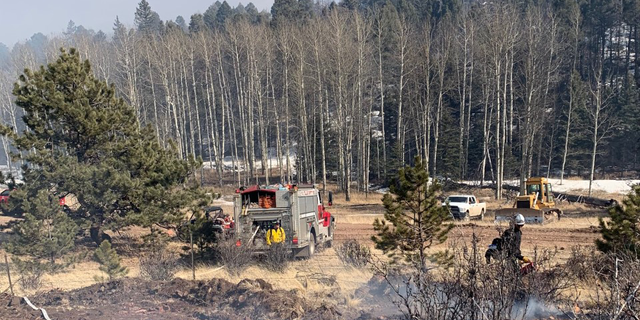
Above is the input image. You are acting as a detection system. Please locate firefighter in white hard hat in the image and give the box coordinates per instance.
[485,213,532,266]
[502,214,531,264]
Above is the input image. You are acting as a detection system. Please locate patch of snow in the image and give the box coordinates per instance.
[461,179,640,195]
[375,187,389,194]
[201,152,298,173]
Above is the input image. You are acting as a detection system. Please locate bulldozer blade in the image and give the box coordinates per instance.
[495,208,559,224]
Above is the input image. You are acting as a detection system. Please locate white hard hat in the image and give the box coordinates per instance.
[515,214,525,226]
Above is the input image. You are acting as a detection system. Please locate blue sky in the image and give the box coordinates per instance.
[0,0,274,47]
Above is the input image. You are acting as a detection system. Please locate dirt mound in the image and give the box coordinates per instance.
[25,277,350,320]
[0,293,45,320]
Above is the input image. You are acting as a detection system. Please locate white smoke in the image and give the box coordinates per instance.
[512,297,560,319]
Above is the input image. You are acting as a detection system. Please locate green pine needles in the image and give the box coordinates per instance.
[3,48,201,245]
[1,47,202,278]
[372,156,453,268]
[597,186,640,259]
[94,240,128,282]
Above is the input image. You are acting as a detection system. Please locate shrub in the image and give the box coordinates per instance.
[262,243,290,272]
[336,239,371,268]
[13,259,45,291]
[139,249,179,281]
[215,239,252,276]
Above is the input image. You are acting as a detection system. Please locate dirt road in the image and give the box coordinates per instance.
[333,206,602,261]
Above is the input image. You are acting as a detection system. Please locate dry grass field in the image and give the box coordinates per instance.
[0,182,627,319]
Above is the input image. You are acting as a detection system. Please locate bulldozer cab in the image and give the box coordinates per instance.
[521,177,555,209]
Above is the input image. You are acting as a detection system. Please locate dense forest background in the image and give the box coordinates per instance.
[0,0,639,199]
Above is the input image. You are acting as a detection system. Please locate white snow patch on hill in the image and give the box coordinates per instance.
[463,179,640,194]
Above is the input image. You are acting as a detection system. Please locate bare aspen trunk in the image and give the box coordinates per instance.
[481,67,491,187]
[433,55,446,178]
[561,8,581,184]
[201,33,223,186]
[254,37,269,185]
[180,57,196,159]
[588,70,603,197]
[189,44,203,161]
[278,29,293,183]
[312,23,327,194]
[457,17,471,179]
[495,59,502,199]
[144,46,161,142]
[284,67,292,184]
[230,33,250,185]
[560,88,574,184]
[215,36,230,184]
[375,15,387,177]
[269,64,284,183]
[464,20,475,180]
[396,18,409,165]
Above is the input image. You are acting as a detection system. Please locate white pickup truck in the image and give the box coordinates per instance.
[442,195,486,221]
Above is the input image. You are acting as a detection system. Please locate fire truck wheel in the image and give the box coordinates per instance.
[308,233,316,257]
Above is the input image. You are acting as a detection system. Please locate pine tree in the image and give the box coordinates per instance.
[372,156,453,268]
[6,189,77,266]
[4,188,79,285]
[2,48,201,246]
[94,240,128,281]
[271,0,300,26]
[134,0,162,34]
[176,15,187,31]
[203,3,221,30]
[216,1,234,29]
[189,14,206,33]
[596,186,640,258]
[245,3,260,23]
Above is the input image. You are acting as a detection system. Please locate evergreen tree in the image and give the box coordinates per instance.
[134,0,163,34]
[610,74,640,168]
[271,0,300,26]
[176,15,188,31]
[246,2,259,15]
[112,16,127,45]
[204,2,221,30]
[245,2,260,23]
[93,30,107,42]
[6,189,77,266]
[189,14,206,33]
[394,0,417,22]
[299,0,315,20]
[216,1,234,29]
[2,48,201,246]
[236,3,247,15]
[372,156,453,268]
[94,240,128,281]
[597,186,640,258]
[65,20,78,36]
[165,21,182,34]
[26,33,47,62]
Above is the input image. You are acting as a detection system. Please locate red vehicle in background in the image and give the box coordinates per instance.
[0,189,9,204]
[0,189,67,206]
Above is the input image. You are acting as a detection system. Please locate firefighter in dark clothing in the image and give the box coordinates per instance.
[501,213,531,263]
[485,213,532,265]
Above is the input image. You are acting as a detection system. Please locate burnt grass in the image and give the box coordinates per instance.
[15,277,378,320]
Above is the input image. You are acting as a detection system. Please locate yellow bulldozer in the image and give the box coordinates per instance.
[495,177,562,224]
